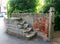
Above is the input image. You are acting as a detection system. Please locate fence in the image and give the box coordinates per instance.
[11,7,55,40]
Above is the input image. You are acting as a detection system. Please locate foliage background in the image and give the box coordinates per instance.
[7,0,60,31]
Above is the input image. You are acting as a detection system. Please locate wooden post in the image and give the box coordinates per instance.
[48,7,55,40]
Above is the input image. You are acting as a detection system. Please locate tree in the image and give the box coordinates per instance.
[7,0,37,16]
[7,0,46,16]
[54,0,60,13]
[43,0,60,31]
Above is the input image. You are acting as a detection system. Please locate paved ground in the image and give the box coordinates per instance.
[54,31,60,38]
[0,17,51,44]
[52,31,60,44]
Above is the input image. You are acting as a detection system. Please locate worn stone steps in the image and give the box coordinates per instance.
[6,17,37,39]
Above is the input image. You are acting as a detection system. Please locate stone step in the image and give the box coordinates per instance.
[23,23,29,29]
[25,32,37,38]
[23,27,33,33]
[6,17,37,39]
[16,18,23,21]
